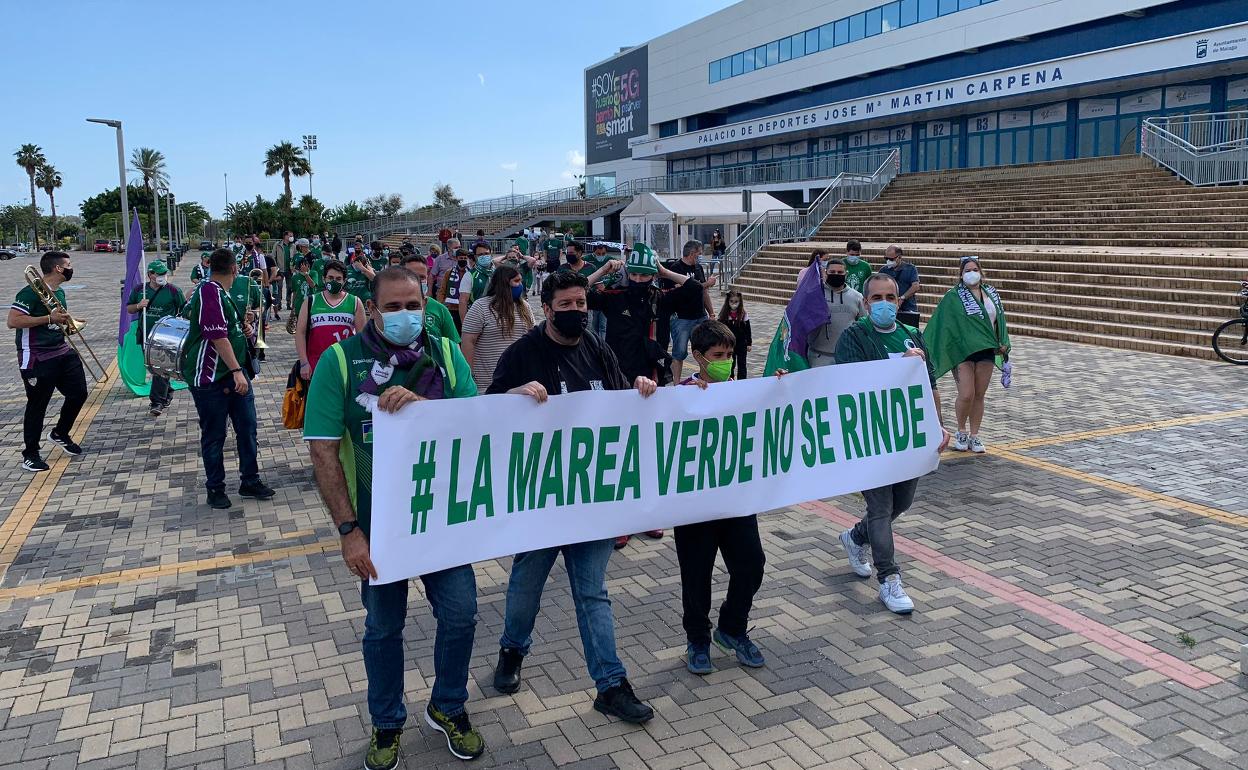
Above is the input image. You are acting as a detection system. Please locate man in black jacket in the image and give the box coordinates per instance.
[486,270,658,725]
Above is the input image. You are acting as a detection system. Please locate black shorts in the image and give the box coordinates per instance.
[964,348,996,364]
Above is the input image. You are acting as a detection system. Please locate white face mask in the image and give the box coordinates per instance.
[154,275,168,286]
[884,259,897,269]
[962,270,982,286]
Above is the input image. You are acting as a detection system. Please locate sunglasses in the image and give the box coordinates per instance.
[959,255,979,263]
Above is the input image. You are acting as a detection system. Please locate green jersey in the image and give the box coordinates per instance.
[302,332,476,535]
[228,275,263,315]
[181,280,248,386]
[190,264,209,283]
[128,283,186,331]
[290,272,318,314]
[345,266,372,302]
[12,285,71,368]
[469,267,492,306]
[853,317,921,358]
[844,259,873,293]
[425,298,461,344]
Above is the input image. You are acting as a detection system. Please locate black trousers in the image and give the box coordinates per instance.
[673,515,765,645]
[21,353,88,456]
[734,348,749,380]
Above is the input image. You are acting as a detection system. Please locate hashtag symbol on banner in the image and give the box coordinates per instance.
[410,440,437,534]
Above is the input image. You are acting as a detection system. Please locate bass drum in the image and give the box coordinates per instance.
[145,316,191,381]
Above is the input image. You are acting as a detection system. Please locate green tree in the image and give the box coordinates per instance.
[178,201,210,235]
[14,144,46,248]
[34,164,62,241]
[326,200,368,226]
[129,147,168,195]
[264,141,311,203]
[433,182,463,208]
[224,200,256,234]
[1,203,42,245]
[80,185,154,229]
[364,193,404,217]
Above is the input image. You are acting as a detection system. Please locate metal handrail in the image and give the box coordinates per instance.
[336,147,901,239]
[1140,111,1248,186]
[720,148,899,289]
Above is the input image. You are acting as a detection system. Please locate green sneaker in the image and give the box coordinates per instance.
[365,727,402,770]
[425,703,486,760]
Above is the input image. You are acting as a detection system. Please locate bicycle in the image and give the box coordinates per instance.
[1211,281,1248,365]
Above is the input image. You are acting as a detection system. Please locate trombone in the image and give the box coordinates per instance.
[247,268,269,350]
[23,265,110,382]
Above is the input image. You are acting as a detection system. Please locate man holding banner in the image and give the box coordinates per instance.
[486,269,658,725]
[304,267,485,768]
[834,273,950,614]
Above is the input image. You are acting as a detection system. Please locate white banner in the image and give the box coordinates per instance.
[369,360,941,584]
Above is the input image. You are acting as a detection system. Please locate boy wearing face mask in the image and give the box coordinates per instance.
[296,260,366,383]
[833,273,950,615]
[304,267,485,766]
[842,240,872,293]
[673,320,767,675]
[127,261,186,416]
[438,249,472,334]
[460,243,502,320]
[345,250,377,303]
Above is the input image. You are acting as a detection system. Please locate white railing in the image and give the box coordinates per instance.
[1141,111,1248,186]
[720,148,899,288]
[336,147,902,240]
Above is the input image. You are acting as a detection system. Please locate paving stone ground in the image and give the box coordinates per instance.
[0,252,1245,770]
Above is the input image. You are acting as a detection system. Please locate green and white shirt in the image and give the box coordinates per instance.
[302,333,476,535]
[11,285,72,368]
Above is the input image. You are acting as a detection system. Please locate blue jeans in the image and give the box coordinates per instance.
[500,539,626,693]
[188,380,259,492]
[588,309,607,339]
[669,315,706,361]
[361,564,478,728]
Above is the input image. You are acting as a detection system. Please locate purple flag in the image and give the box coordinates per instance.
[786,262,830,359]
[118,212,145,346]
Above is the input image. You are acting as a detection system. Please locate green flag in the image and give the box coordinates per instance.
[923,283,1011,380]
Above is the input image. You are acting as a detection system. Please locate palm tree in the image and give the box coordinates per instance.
[14,144,46,248]
[264,141,311,203]
[34,164,62,244]
[129,147,169,194]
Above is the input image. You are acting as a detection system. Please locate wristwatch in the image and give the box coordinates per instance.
[337,520,360,536]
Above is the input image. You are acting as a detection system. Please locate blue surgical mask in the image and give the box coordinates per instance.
[869,301,897,329]
[380,309,423,345]
[845,255,860,265]
[511,284,524,300]
[476,255,493,269]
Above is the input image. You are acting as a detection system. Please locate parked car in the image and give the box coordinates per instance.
[110,239,122,252]
[0,248,18,261]
[93,240,114,253]
[198,239,214,251]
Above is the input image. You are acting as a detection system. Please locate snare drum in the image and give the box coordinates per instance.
[145,316,191,381]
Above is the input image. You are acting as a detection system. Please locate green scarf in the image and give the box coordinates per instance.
[924,283,1011,379]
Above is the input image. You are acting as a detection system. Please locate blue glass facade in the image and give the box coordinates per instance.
[709,0,998,84]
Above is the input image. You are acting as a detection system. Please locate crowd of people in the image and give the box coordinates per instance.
[8,231,1013,770]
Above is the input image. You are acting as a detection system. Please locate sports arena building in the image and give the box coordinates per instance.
[583,0,1248,195]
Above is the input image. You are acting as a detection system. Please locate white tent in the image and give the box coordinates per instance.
[619,192,792,260]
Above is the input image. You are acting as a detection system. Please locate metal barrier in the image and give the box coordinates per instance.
[720,148,899,289]
[1141,111,1248,186]
[335,147,902,240]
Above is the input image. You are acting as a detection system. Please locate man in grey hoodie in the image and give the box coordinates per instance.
[806,260,866,368]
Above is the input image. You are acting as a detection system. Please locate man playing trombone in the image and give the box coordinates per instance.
[127,260,186,417]
[7,252,88,472]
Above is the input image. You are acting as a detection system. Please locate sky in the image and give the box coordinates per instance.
[3,0,735,220]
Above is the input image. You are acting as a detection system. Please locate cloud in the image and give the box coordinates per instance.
[560,149,587,180]
[500,162,518,172]
[477,73,486,86]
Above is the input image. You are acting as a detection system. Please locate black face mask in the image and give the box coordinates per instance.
[550,309,588,338]
[61,267,74,281]
[457,259,468,268]
[628,280,651,295]
[826,274,846,288]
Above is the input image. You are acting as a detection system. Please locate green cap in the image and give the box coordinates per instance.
[626,242,658,275]
[147,260,169,274]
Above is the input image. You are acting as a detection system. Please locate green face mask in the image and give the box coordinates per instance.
[705,359,734,383]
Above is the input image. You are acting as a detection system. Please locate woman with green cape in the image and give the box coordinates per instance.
[923,257,1011,453]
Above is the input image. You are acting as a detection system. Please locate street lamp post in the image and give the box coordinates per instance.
[86,118,129,251]
[511,178,515,207]
[165,189,175,253]
[224,172,229,208]
[303,135,317,197]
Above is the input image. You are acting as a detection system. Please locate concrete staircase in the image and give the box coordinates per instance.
[732,157,1248,360]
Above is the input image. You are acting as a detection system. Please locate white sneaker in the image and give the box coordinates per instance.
[839,530,872,578]
[879,575,914,614]
[968,435,986,453]
[952,431,970,451]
